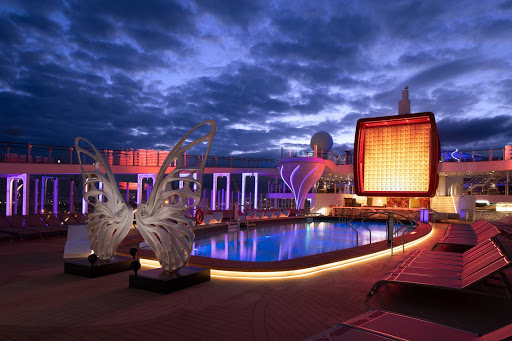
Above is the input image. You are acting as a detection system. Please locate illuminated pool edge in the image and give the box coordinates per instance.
[139,225,434,280]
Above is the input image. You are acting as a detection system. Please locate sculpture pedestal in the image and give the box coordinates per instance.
[129,266,210,294]
[64,255,133,278]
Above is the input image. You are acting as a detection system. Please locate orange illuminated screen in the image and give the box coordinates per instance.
[363,123,430,192]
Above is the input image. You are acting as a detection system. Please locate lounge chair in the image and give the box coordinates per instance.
[280,210,290,218]
[59,213,81,225]
[306,310,512,341]
[436,221,500,247]
[72,212,89,224]
[202,212,223,225]
[263,211,274,219]
[1,215,42,240]
[40,213,67,236]
[21,214,61,238]
[254,211,265,219]
[367,238,512,298]
[23,214,47,227]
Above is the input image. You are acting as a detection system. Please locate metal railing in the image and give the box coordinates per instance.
[0,141,278,169]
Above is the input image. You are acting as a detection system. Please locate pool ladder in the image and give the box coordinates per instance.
[348,211,417,255]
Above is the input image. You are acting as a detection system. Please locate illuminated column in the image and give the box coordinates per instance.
[34,178,39,214]
[6,174,29,216]
[53,177,58,214]
[5,178,12,216]
[13,180,18,215]
[241,174,247,211]
[226,173,231,209]
[241,173,258,211]
[69,179,74,213]
[82,183,89,214]
[137,173,156,205]
[253,173,258,209]
[212,173,230,211]
[212,174,218,210]
[98,181,103,202]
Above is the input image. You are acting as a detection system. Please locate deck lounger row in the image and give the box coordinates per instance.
[306,310,512,341]
[436,220,501,247]
[0,213,88,240]
[367,238,512,298]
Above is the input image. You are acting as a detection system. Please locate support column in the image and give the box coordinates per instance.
[6,174,29,216]
[242,173,258,211]
[253,173,258,209]
[82,183,89,214]
[241,174,247,212]
[13,180,18,215]
[212,173,230,211]
[41,176,52,214]
[5,178,12,216]
[225,173,231,210]
[22,174,29,215]
[53,177,58,214]
[137,173,156,205]
[125,182,130,202]
[34,178,39,214]
[212,174,218,211]
[69,179,74,213]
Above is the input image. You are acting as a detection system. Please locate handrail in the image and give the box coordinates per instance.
[0,141,279,168]
[347,220,359,246]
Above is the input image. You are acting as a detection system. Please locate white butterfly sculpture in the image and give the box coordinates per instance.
[75,120,216,272]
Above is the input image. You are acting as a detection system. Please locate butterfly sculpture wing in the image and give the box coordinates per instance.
[135,121,215,272]
[75,137,134,260]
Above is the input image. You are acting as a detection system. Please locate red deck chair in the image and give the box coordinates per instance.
[306,310,512,341]
[368,239,512,298]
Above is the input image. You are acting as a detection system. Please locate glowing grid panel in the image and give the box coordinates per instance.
[363,123,431,192]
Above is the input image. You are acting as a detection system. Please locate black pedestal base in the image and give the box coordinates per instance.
[129,266,210,294]
[64,255,133,278]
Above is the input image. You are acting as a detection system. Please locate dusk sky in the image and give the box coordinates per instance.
[1,0,512,158]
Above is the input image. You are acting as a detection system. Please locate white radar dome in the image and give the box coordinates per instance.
[310,131,333,152]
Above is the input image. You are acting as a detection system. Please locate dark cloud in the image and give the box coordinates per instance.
[437,115,512,149]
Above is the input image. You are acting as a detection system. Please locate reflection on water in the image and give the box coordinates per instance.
[191,221,390,262]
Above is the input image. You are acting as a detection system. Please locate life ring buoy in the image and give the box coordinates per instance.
[195,209,204,224]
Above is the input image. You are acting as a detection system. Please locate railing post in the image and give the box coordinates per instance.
[27,144,31,163]
[489,149,493,161]
[69,147,73,164]
[48,146,53,163]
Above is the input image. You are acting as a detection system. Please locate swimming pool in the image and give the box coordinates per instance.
[190,221,395,262]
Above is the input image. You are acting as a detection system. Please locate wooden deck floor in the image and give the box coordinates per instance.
[1,223,512,340]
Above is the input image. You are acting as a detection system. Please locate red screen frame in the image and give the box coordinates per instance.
[353,112,439,198]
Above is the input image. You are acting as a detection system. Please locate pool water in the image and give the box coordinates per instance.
[190,221,392,262]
